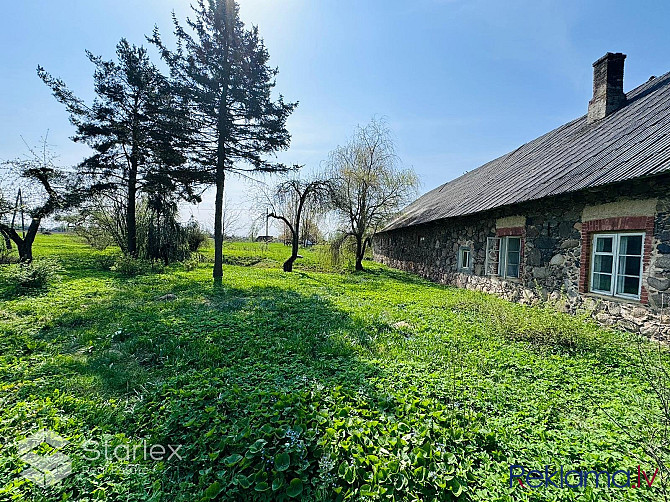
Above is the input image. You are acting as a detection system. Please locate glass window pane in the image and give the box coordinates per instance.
[592,273,612,292]
[618,256,641,276]
[595,236,613,253]
[506,264,519,278]
[593,255,613,274]
[496,239,506,276]
[619,235,642,256]
[460,249,470,269]
[616,275,640,296]
[507,237,521,252]
[507,251,520,266]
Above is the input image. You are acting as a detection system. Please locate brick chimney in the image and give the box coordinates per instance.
[587,52,627,123]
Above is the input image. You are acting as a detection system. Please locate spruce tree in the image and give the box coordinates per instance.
[150,0,297,281]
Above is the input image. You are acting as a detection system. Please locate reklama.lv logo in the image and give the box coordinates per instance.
[510,465,659,489]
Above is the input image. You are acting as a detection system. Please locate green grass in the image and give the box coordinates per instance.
[208,240,343,271]
[0,234,667,501]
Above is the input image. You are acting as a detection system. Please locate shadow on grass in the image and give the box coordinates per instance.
[360,264,437,285]
[27,272,384,403]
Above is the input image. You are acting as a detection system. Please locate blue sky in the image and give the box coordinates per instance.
[2,0,669,232]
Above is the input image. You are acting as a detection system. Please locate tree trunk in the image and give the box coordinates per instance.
[21,219,40,262]
[283,231,300,272]
[355,234,364,271]
[213,22,231,284]
[213,166,225,282]
[17,241,32,262]
[283,198,306,273]
[0,229,11,250]
[1,218,40,262]
[283,255,296,272]
[127,160,138,257]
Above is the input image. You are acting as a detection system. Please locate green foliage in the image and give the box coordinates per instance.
[39,38,199,260]
[196,241,364,273]
[110,255,153,277]
[452,293,602,351]
[66,208,117,250]
[185,219,209,253]
[140,196,190,265]
[149,0,297,278]
[0,258,62,295]
[0,234,667,501]
[94,252,118,271]
[182,256,201,272]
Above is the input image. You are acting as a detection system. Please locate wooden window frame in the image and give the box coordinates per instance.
[579,216,654,304]
[458,246,471,271]
[488,226,525,279]
[589,232,644,300]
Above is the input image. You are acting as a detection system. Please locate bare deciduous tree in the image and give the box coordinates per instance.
[0,136,82,261]
[221,196,243,239]
[325,118,419,270]
[260,170,329,271]
[0,190,13,250]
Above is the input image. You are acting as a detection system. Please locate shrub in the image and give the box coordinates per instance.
[184,219,209,253]
[68,196,195,265]
[182,256,200,272]
[0,237,18,264]
[454,294,601,351]
[95,252,119,270]
[0,259,62,295]
[111,256,153,277]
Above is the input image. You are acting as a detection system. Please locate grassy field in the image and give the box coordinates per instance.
[0,234,667,501]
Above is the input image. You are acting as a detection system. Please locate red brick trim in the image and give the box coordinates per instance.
[496,227,524,237]
[579,216,655,304]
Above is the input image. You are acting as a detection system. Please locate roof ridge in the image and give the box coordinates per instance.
[383,69,670,231]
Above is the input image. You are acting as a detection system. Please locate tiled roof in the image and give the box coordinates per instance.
[384,71,670,231]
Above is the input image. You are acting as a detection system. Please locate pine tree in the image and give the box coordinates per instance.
[149,0,297,281]
[38,39,198,257]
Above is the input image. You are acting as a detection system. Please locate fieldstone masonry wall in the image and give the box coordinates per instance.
[374,174,670,340]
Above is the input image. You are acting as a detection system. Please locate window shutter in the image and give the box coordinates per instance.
[485,237,501,276]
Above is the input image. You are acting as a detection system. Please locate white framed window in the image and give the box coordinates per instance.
[458,246,471,271]
[501,236,521,278]
[485,236,522,278]
[590,233,644,300]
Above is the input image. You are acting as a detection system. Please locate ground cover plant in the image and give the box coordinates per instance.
[0,234,668,501]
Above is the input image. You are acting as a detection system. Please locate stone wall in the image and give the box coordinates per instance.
[374,174,670,340]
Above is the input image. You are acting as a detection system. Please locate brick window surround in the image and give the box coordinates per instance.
[496,227,524,238]
[579,216,654,304]
[496,226,525,278]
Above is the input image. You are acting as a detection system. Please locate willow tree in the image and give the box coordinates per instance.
[326,118,419,271]
[150,0,296,282]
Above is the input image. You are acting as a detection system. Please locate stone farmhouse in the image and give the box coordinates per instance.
[374,53,670,337]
